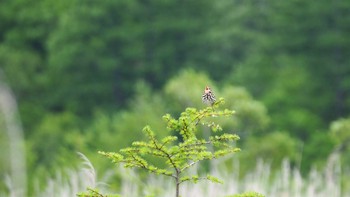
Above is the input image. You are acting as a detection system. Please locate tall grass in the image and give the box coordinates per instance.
[33,153,114,197]
[0,75,27,197]
[33,152,348,197]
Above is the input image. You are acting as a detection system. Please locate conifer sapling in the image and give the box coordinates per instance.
[98,89,240,197]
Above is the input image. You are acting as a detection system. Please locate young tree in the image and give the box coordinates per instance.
[97,98,240,197]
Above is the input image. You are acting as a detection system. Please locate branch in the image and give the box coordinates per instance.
[179,174,222,185]
[180,160,198,172]
[126,154,176,178]
[179,177,208,185]
[153,139,180,174]
[191,107,233,126]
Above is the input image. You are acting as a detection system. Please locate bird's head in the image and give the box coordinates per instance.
[204,86,211,94]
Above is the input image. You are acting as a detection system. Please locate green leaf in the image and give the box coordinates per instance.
[98,151,124,163]
[206,175,223,184]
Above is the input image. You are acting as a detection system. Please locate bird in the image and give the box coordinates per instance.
[202,86,216,106]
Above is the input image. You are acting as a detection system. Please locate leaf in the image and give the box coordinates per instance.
[206,175,223,184]
[98,151,124,163]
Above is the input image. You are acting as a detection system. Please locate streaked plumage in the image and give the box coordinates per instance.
[202,86,216,105]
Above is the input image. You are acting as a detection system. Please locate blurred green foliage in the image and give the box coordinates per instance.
[1,0,350,195]
[240,132,300,175]
[330,118,350,166]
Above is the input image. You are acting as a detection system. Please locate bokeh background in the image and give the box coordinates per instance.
[1,0,350,196]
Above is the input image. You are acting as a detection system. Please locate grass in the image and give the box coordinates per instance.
[31,152,348,197]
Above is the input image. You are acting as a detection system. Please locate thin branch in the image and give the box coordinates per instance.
[127,154,176,178]
[179,176,211,185]
[191,108,209,126]
[190,107,232,126]
[147,135,181,178]
[180,160,198,172]
[130,154,147,169]
[181,140,212,149]
[158,137,175,150]
[155,141,180,173]
[86,188,106,197]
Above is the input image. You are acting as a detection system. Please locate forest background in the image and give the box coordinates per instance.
[0,0,350,196]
